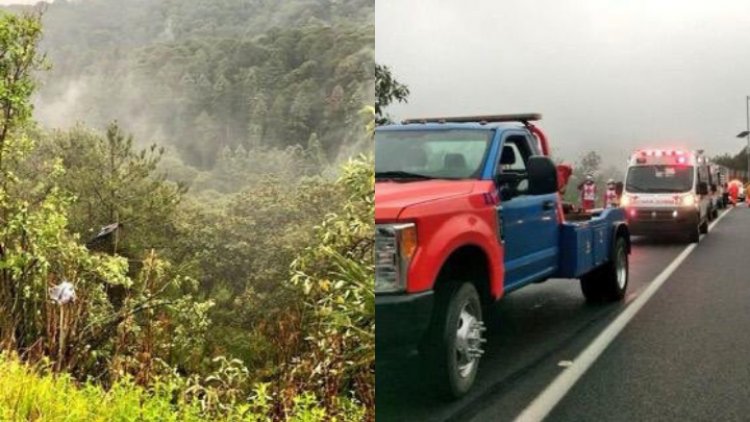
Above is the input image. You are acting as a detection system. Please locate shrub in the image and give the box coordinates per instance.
[0,353,365,421]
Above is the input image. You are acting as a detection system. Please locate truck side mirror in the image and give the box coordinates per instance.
[697,182,709,196]
[527,156,558,195]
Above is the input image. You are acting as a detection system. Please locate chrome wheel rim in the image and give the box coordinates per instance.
[455,301,485,378]
[616,244,627,290]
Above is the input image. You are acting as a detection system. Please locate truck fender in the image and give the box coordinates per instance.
[414,213,504,300]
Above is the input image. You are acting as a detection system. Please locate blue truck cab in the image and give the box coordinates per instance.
[375,114,631,398]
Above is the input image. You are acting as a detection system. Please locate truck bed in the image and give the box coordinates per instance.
[556,207,627,279]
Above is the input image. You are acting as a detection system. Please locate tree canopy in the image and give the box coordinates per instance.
[0,3,375,420]
[4,0,374,168]
[375,63,409,125]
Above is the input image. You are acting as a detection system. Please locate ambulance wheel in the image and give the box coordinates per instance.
[687,224,700,243]
[423,282,485,399]
[581,236,628,302]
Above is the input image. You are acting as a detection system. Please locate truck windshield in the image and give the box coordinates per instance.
[375,129,492,180]
[626,165,694,193]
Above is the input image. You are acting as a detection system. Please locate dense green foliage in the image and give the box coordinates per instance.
[714,147,749,174]
[375,63,409,125]
[20,0,375,168]
[0,353,365,421]
[0,4,374,421]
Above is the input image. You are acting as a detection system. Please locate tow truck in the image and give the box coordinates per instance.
[375,114,631,398]
[621,149,712,243]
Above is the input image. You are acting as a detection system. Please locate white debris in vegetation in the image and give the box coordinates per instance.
[49,280,76,305]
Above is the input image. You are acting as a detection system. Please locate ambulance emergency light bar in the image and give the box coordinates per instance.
[630,148,704,165]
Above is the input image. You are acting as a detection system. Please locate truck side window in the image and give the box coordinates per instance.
[498,135,533,193]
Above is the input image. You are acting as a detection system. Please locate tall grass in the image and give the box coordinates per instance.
[0,353,364,421]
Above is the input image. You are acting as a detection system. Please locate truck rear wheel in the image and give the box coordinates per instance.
[580,236,628,302]
[423,282,486,399]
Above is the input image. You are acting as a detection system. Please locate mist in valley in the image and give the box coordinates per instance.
[19,0,374,193]
[0,2,375,419]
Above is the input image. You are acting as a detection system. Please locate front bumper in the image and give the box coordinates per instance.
[376,290,434,354]
[627,207,699,235]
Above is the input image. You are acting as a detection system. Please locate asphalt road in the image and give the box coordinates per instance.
[549,206,750,421]
[376,206,745,422]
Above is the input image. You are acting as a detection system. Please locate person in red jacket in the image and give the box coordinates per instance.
[578,174,597,211]
[557,164,573,195]
[555,163,574,220]
[728,181,739,206]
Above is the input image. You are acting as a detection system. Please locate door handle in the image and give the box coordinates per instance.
[542,200,556,210]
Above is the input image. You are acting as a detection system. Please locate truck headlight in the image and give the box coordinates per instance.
[375,223,417,294]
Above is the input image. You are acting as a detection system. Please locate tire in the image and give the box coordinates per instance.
[581,236,629,302]
[687,222,700,243]
[423,282,485,399]
[699,218,709,235]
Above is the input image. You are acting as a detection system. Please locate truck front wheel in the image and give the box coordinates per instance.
[423,282,486,399]
[580,236,629,302]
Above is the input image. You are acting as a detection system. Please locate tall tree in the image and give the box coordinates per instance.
[0,11,44,166]
[375,63,409,125]
[579,150,602,176]
[36,122,186,258]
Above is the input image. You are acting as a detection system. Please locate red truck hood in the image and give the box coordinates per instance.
[375,180,477,221]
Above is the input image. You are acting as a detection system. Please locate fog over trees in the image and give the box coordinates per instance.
[0,1,375,419]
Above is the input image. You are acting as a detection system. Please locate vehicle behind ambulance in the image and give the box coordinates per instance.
[621,149,711,243]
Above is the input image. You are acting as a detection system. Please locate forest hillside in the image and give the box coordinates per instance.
[0,2,374,420]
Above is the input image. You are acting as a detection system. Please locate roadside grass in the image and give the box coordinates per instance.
[0,353,363,421]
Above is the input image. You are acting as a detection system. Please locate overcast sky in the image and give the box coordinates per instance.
[0,0,44,4]
[376,0,750,167]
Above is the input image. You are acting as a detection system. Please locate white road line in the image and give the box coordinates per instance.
[514,208,733,422]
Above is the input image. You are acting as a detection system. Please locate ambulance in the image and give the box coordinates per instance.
[621,149,712,243]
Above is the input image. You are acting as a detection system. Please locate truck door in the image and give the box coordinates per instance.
[496,134,560,290]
